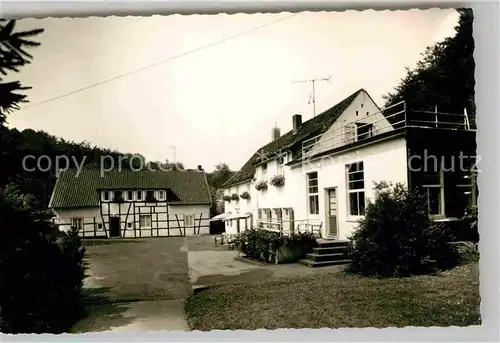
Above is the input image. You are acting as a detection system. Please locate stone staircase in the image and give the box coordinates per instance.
[298,239,350,268]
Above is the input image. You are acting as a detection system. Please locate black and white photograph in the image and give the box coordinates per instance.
[0,7,479,334]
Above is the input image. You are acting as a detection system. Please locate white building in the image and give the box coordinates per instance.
[221,88,477,240]
[49,167,212,238]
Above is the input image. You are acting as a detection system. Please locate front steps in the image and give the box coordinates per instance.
[299,239,350,268]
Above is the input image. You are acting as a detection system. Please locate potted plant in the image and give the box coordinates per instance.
[269,175,285,187]
[231,193,240,201]
[222,195,231,202]
[255,180,268,191]
[240,191,251,200]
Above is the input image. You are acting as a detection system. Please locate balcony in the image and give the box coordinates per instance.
[301,101,475,160]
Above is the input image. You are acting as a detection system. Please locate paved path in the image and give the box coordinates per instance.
[186,235,344,289]
[72,238,191,333]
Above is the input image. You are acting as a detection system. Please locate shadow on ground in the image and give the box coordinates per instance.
[71,287,138,333]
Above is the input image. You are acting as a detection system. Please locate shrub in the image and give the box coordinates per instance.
[238,228,316,263]
[231,193,239,201]
[222,195,231,202]
[452,241,479,264]
[240,191,251,200]
[269,175,285,187]
[255,180,268,191]
[0,184,86,333]
[346,181,458,277]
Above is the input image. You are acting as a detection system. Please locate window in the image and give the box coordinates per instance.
[184,214,194,227]
[137,190,142,201]
[277,157,284,175]
[274,208,283,224]
[258,209,263,228]
[128,223,132,228]
[265,208,272,222]
[347,162,365,216]
[103,191,109,201]
[127,191,133,201]
[70,217,83,231]
[456,168,477,216]
[422,168,444,216]
[98,223,102,229]
[146,190,155,202]
[262,163,268,178]
[356,123,373,141]
[356,110,359,116]
[139,215,152,228]
[113,191,123,202]
[307,172,319,215]
[159,190,164,201]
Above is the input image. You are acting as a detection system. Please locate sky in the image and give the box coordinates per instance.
[7,9,460,172]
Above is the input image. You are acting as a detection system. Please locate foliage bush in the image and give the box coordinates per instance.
[0,184,86,333]
[240,191,251,200]
[231,193,239,201]
[269,175,285,187]
[254,180,268,191]
[222,195,231,202]
[452,241,479,264]
[238,228,316,263]
[346,181,458,277]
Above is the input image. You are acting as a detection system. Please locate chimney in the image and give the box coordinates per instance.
[292,114,302,133]
[272,126,281,141]
[197,165,203,171]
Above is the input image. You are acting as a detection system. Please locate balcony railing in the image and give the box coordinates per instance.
[256,219,323,237]
[301,101,474,160]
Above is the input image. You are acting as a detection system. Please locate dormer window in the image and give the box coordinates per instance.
[159,190,164,201]
[112,191,122,202]
[146,190,156,202]
[127,191,133,201]
[356,122,373,141]
[137,191,142,201]
[103,191,109,201]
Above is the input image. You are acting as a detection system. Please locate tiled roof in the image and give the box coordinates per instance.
[222,88,364,188]
[49,168,211,208]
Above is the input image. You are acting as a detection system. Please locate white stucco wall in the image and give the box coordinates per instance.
[295,136,408,240]
[305,90,393,157]
[222,135,408,240]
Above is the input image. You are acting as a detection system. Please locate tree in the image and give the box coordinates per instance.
[206,163,235,216]
[383,8,475,120]
[0,19,44,125]
[207,163,234,189]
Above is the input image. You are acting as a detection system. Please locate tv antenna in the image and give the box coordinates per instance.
[292,75,332,117]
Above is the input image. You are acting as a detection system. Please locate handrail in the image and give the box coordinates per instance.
[301,101,473,160]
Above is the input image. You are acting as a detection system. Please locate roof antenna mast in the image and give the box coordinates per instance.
[292,75,332,117]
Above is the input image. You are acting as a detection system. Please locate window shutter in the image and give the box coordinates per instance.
[344,124,356,144]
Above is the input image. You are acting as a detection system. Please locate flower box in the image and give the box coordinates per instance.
[231,193,240,201]
[240,191,251,200]
[222,195,231,202]
[255,180,268,191]
[269,175,285,187]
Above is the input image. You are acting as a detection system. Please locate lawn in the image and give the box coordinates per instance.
[185,263,480,330]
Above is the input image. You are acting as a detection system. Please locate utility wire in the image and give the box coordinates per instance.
[17,13,299,111]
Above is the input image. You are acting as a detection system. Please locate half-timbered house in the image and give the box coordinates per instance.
[49,167,212,238]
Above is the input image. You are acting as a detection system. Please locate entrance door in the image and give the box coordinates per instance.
[109,216,121,238]
[326,188,339,237]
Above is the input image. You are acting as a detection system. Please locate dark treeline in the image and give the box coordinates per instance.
[0,126,234,213]
[0,126,144,210]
